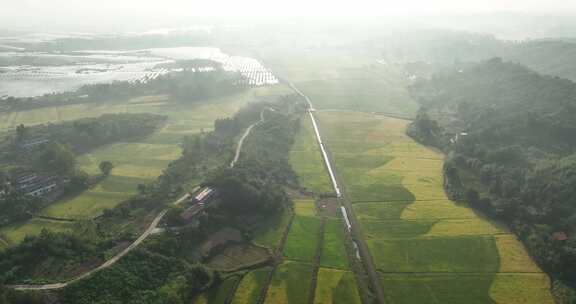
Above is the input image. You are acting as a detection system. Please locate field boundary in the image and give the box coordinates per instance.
[307,216,327,304]
[255,210,295,304]
[289,83,386,303]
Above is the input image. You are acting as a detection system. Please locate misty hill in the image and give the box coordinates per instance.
[409,59,576,286]
[383,30,576,82]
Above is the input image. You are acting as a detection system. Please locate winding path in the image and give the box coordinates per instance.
[230,107,272,168]
[289,83,387,304]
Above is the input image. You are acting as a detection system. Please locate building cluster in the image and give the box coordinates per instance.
[8,170,61,198]
[17,137,50,150]
[179,187,217,221]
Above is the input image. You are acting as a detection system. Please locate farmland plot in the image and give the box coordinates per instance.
[2,85,292,243]
[289,117,332,194]
[264,261,314,304]
[317,111,554,303]
[232,268,271,304]
[314,268,361,304]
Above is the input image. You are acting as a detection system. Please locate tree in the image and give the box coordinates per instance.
[465,189,480,206]
[99,161,114,176]
[15,124,27,142]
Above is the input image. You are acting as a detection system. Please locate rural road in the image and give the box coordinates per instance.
[290,83,387,304]
[8,108,269,291]
[230,107,272,168]
[8,193,191,291]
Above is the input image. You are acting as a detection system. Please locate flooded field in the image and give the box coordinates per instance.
[0,46,278,97]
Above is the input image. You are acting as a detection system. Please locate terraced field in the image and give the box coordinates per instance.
[0,85,292,244]
[317,111,554,304]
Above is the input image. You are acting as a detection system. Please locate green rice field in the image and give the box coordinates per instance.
[314,268,361,304]
[289,117,332,194]
[264,261,314,304]
[317,111,554,303]
[231,268,271,304]
[283,215,321,262]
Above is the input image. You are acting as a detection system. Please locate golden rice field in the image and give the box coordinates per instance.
[317,111,554,304]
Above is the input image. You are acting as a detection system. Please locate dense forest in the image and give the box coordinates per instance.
[408,58,576,295]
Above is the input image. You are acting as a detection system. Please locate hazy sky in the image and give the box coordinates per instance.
[3,0,576,31]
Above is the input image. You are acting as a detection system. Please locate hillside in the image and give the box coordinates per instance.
[408,58,576,298]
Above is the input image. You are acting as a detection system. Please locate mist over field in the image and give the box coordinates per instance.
[2,1,576,304]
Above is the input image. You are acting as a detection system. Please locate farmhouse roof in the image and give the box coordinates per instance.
[553,231,569,241]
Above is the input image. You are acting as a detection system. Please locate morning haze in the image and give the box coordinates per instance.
[0,1,575,304]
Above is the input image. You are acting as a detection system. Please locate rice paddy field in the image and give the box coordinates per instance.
[283,215,321,262]
[194,275,241,304]
[289,117,332,194]
[314,268,361,304]
[231,268,271,304]
[316,111,554,304]
[0,84,293,244]
[264,261,314,304]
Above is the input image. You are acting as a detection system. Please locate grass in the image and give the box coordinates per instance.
[320,219,349,269]
[289,117,332,194]
[194,275,241,304]
[264,261,314,304]
[206,244,270,271]
[41,143,178,219]
[353,202,409,220]
[314,268,361,304]
[253,209,291,249]
[294,199,316,217]
[489,274,555,304]
[283,215,322,262]
[495,234,543,273]
[380,273,496,304]
[232,268,271,304]
[0,218,75,244]
[399,200,477,220]
[370,235,499,273]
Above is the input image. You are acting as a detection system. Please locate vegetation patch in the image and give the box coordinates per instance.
[425,219,503,237]
[370,236,500,273]
[320,219,349,269]
[264,261,314,304]
[353,202,409,220]
[283,215,322,262]
[494,234,543,273]
[205,244,270,271]
[294,199,316,217]
[194,276,240,304]
[289,117,332,194]
[360,219,435,240]
[399,200,477,220]
[314,268,361,304]
[0,218,75,244]
[231,268,271,304]
[253,209,291,249]
[380,273,495,304]
[489,274,555,304]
